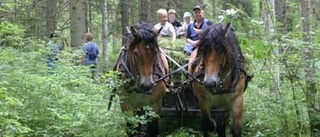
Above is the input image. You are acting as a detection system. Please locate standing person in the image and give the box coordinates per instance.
[81,32,99,79]
[179,11,193,37]
[168,9,182,34]
[184,5,213,55]
[46,32,65,73]
[154,8,176,40]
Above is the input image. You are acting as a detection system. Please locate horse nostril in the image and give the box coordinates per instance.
[140,83,153,90]
[212,82,217,87]
[204,81,217,88]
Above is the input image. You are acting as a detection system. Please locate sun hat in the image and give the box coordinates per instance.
[193,5,203,11]
[168,9,177,15]
[183,12,192,18]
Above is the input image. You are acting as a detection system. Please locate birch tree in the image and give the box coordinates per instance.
[299,0,319,136]
[102,0,108,62]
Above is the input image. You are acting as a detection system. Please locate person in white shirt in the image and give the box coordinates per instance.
[154,8,176,40]
[179,12,193,37]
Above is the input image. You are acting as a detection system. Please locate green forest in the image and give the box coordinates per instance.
[0,0,319,137]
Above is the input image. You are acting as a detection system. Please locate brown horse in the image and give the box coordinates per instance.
[114,22,169,137]
[188,23,252,137]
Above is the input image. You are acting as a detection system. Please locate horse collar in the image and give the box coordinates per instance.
[214,62,239,94]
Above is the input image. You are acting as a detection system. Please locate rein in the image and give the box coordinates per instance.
[117,46,167,88]
[214,62,238,94]
[115,47,135,79]
[153,52,203,84]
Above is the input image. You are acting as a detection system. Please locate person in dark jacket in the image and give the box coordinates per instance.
[168,9,182,35]
[81,32,99,79]
[46,32,65,73]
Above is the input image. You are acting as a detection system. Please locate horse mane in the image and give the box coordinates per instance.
[197,23,244,67]
[129,22,159,52]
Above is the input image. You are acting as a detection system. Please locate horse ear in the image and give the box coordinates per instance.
[130,26,138,36]
[152,27,161,36]
[223,23,232,37]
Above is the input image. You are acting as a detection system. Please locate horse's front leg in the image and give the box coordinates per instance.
[231,93,243,137]
[201,114,216,137]
[198,101,216,137]
[147,118,159,137]
[231,75,246,137]
[193,84,216,137]
[214,111,228,137]
[145,82,165,137]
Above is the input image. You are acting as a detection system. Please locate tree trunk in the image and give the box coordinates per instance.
[299,0,319,136]
[121,0,129,46]
[275,0,286,33]
[101,0,108,64]
[150,0,159,24]
[211,0,217,22]
[318,0,320,25]
[275,1,306,136]
[87,0,93,32]
[259,0,263,19]
[70,0,87,47]
[46,0,57,37]
[197,0,204,6]
[263,0,290,135]
[140,0,150,22]
[264,0,279,92]
[311,0,320,27]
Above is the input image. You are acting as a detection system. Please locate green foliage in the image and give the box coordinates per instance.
[125,106,159,135]
[0,21,26,48]
[0,45,126,136]
[220,0,254,17]
[158,38,188,61]
[165,127,200,137]
[158,38,190,81]
[1,0,320,136]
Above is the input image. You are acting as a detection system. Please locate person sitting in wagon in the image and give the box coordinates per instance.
[184,5,212,55]
[179,11,193,37]
[154,8,176,40]
[168,9,182,36]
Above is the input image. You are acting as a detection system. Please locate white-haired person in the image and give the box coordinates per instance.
[184,5,213,55]
[179,11,193,37]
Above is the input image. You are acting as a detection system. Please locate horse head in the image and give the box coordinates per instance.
[197,23,241,92]
[128,22,160,91]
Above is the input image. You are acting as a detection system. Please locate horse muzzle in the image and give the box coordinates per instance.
[203,75,220,93]
[139,81,153,91]
[138,76,154,93]
[204,81,217,89]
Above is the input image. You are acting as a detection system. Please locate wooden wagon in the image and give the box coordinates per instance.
[157,38,202,118]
